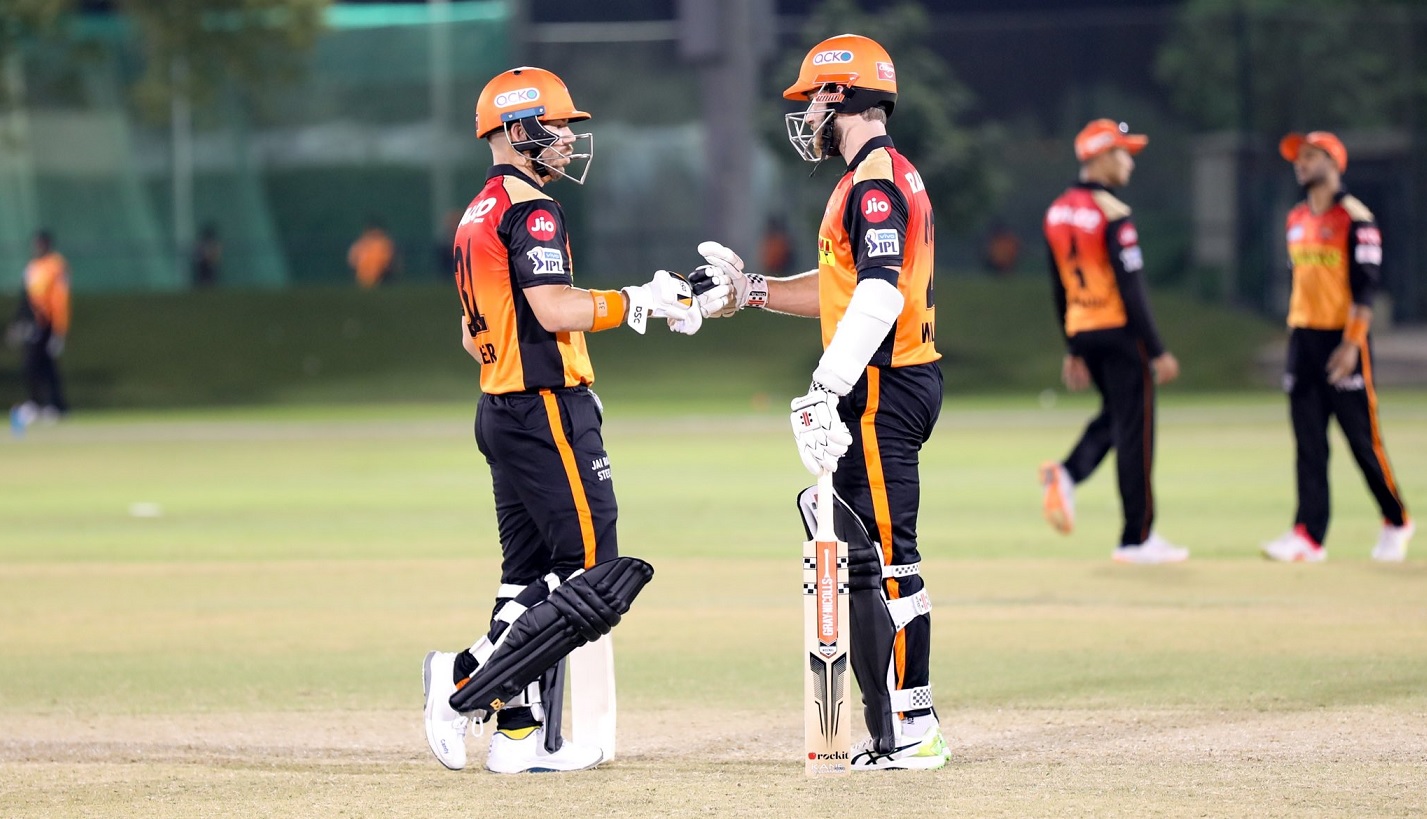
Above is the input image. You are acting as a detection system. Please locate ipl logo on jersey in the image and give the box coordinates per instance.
[526,246,566,275]
[865,229,900,258]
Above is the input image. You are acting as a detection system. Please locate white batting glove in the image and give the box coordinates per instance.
[690,241,766,318]
[622,270,700,335]
[789,384,852,476]
[46,335,65,358]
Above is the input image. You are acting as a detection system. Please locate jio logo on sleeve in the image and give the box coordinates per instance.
[526,209,557,241]
[861,190,892,223]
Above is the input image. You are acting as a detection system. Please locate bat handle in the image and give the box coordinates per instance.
[815,471,836,542]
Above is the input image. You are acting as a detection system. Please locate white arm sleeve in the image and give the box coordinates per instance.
[812,278,905,395]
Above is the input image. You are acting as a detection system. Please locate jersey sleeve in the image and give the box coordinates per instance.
[1104,217,1165,358]
[500,200,574,288]
[843,179,908,286]
[1045,240,1070,348]
[1347,219,1382,307]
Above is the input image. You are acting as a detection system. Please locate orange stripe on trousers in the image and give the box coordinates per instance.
[1358,341,1404,505]
[542,390,597,569]
[858,368,906,690]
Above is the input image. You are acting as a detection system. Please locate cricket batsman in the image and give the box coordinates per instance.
[693,34,950,771]
[422,66,701,774]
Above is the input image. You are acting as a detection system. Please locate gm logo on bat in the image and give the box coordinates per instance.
[812,50,854,65]
[494,88,540,108]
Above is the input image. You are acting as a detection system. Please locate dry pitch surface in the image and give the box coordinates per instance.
[2,398,1426,817]
[4,706,1425,817]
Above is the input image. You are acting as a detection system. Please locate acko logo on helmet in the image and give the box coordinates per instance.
[494,88,541,108]
[811,50,854,65]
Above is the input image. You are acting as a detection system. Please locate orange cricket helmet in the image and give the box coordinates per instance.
[783,34,898,163]
[476,67,594,184]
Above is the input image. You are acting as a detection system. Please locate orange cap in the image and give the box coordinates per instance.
[475,66,590,139]
[783,33,897,102]
[1074,119,1148,163]
[1279,131,1347,172]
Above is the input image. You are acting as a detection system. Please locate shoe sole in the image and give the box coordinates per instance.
[423,651,464,771]
[1260,550,1325,563]
[1040,466,1072,535]
[852,754,948,772]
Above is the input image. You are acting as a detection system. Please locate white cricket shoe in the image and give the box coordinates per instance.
[1371,519,1415,563]
[850,715,950,771]
[9,401,37,438]
[484,726,604,773]
[1039,461,1075,535]
[1261,527,1325,562]
[423,651,470,770]
[1112,532,1189,564]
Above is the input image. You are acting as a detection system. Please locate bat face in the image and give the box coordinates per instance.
[804,478,851,776]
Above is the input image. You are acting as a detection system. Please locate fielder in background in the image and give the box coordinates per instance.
[693,34,950,771]
[348,218,396,288]
[9,230,70,436]
[1040,120,1187,565]
[422,66,699,775]
[1261,131,1413,563]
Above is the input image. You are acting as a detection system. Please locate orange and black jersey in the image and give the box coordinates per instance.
[1044,182,1164,357]
[453,164,594,395]
[1285,191,1380,330]
[817,135,939,368]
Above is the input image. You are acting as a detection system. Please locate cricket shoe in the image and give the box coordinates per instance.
[423,650,471,770]
[1371,519,1415,563]
[1112,532,1189,565]
[1261,526,1325,563]
[1039,461,1075,534]
[9,401,36,438]
[484,726,604,773]
[850,715,950,771]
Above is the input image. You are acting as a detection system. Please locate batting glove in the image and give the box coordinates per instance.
[789,384,852,476]
[622,270,701,336]
[46,334,65,358]
[689,241,765,318]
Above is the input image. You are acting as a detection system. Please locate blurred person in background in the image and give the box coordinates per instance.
[980,219,1020,276]
[190,222,222,289]
[348,217,396,288]
[692,34,950,772]
[9,230,70,436]
[421,66,700,776]
[1261,131,1412,563]
[1040,120,1186,564]
[759,215,793,277]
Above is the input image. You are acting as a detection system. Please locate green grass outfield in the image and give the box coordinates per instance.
[2,392,1426,817]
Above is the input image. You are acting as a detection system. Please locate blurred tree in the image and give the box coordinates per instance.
[769,0,1005,234]
[0,0,328,119]
[1157,0,1420,135]
[120,0,328,118]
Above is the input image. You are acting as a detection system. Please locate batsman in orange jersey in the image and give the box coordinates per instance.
[9,230,70,435]
[421,66,700,775]
[1040,120,1187,565]
[691,34,950,772]
[1260,131,1412,563]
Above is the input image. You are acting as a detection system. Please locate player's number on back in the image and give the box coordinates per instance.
[454,240,489,335]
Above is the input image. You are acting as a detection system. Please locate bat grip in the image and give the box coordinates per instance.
[815,471,836,542]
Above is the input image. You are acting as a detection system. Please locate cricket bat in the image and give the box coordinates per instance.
[803,471,851,776]
[569,636,617,762]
